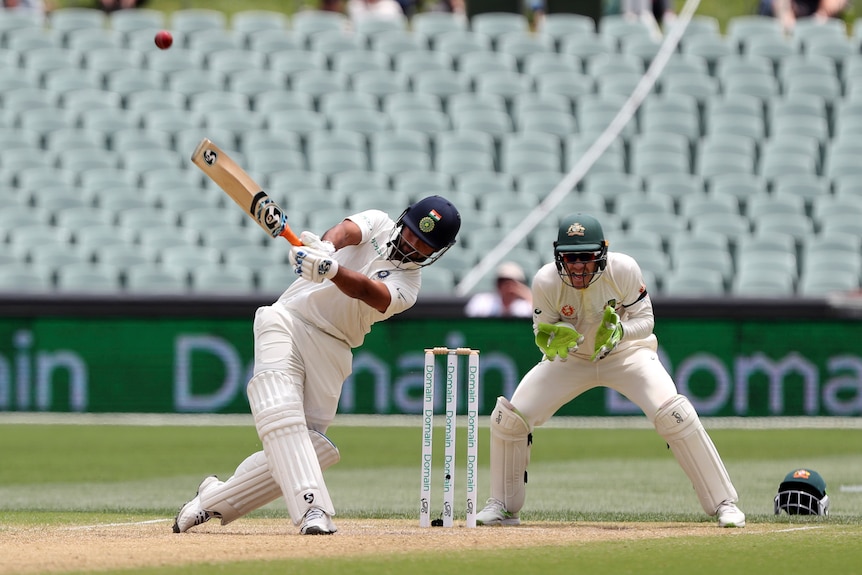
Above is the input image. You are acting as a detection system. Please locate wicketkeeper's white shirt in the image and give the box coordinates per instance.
[277,209,421,348]
[531,252,658,359]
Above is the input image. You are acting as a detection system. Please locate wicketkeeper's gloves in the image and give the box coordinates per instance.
[535,321,584,362]
[591,305,623,362]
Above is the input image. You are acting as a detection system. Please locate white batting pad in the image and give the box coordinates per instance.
[200,430,340,525]
[654,394,738,515]
[489,396,532,514]
[247,371,335,523]
[309,429,341,469]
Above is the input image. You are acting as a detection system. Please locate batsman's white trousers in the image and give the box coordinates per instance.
[253,303,352,432]
[511,346,676,427]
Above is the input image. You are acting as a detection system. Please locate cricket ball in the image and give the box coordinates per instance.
[154,30,173,50]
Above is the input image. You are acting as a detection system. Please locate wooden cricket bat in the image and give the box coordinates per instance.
[190,138,302,246]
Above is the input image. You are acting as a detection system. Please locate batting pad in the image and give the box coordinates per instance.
[200,430,340,525]
[654,394,738,515]
[247,371,335,524]
[489,396,532,513]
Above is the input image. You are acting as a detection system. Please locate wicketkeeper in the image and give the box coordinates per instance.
[172,196,461,535]
[476,213,746,528]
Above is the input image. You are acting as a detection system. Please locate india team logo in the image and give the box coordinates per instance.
[419,209,442,232]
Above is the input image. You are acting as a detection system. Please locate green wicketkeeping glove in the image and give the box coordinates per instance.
[535,322,584,362]
[591,306,623,362]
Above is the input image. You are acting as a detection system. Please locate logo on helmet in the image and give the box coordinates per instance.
[419,209,442,233]
[774,468,830,516]
[567,223,586,237]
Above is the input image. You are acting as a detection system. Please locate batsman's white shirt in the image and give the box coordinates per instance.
[255,209,421,429]
[279,209,420,347]
[514,252,678,427]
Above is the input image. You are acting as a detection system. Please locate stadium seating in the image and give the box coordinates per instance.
[3,5,862,297]
[663,267,726,296]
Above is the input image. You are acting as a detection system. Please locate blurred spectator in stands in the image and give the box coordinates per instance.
[601,1,677,23]
[321,0,347,13]
[426,0,466,18]
[535,0,674,34]
[649,0,676,25]
[758,0,848,31]
[465,262,534,318]
[99,0,148,12]
[2,0,51,16]
[346,0,406,21]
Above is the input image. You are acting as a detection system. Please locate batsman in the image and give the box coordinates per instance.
[172,196,461,535]
[476,213,746,528]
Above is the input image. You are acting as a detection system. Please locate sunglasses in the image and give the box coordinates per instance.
[560,252,599,263]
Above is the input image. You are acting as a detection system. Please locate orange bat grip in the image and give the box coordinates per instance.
[281,227,302,246]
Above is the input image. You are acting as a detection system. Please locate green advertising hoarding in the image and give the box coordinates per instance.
[0,316,860,416]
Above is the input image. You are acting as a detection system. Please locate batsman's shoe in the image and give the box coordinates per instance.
[476,498,520,526]
[300,506,337,535]
[716,500,746,528]
[172,475,220,533]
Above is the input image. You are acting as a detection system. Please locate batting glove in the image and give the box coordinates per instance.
[591,305,623,362]
[300,230,335,257]
[535,322,584,362]
[289,246,339,283]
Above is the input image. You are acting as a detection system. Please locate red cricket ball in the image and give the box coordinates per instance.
[154,30,173,50]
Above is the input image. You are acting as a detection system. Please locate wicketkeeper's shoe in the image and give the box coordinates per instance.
[172,475,220,533]
[300,506,337,535]
[716,500,746,528]
[476,498,520,526]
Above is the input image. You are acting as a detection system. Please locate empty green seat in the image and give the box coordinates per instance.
[726,14,783,51]
[191,263,256,294]
[663,267,726,296]
[731,268,796,297]
[411,11,467,48]
[56,265,120,293]
[231,9,288,36]
[171,8,227,38]
[290,9,349,47]
[536,12,594,51]
[125,264,189,294]
[797,270,859,297]
[435,29,492,66]
[470,11,529,48]
[496,30,553,72]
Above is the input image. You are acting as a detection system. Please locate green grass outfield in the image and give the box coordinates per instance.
[1,416,861,574]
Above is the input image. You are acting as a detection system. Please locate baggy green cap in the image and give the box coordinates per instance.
[554,213,606,254]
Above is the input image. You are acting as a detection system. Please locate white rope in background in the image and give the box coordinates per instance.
[454,0,703,296]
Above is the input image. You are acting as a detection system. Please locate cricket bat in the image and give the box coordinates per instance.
[190,138,301,246]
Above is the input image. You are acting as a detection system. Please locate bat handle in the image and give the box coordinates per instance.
[281,228,302,246]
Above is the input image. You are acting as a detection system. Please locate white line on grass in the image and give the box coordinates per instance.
[771,526,826,533]
[63,519,171,530]
[4,413,862,430]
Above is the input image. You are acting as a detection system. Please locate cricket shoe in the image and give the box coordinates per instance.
[300,506,337,535]
[476,498,520,526]
[716,500,746,528]
[172,475,220,533]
